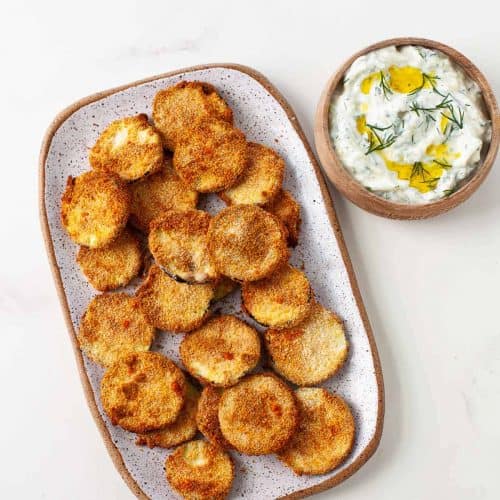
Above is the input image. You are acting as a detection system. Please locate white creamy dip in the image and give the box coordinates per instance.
[330,46,491,203]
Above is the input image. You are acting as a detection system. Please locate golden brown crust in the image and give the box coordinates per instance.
[136,383,199,449]
[149,209,218,283]
[60,171,130,248]
[165,440,234,500]
[173,118,248,193]
[264,189,301,247]
[264,302,348,386]
[180,315,261,387]
[89,114,164,181]
[196,386,231,449]
[242,264,312,329]
[153,81,233,150]
[136,265,214,332]
[207,205,289,282]
[220,142,285,205]
[129,158,198,232]
[78,293,154,367]
[218,373,299,455]
[278,388,355,475]
[76,228,142,291]
[100,352,186,433]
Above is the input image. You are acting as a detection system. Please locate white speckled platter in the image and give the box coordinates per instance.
[40,64,384,499]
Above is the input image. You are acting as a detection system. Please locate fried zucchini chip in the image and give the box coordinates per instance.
[173,118,248,193]
[207,205,289,282]
[100,352,186,433]
[129,159,198,232]
[196,386,231,449]
[76,228,142,291]
[218,373,298,455]
[264,302,348,386]
[220,142,285,205]
[212,277,238,301]
[278,388,355,475]
[166,440,234,500]
[89,114,163,181]
[61,171,130,248]
[153,81,233,150]
[149,209,218,283]
[242,264,312,329]
[136,265,214,332]
[180,315,261,387]
[264,189,301,247]
[78,293,154,367]
[136,383,199,449]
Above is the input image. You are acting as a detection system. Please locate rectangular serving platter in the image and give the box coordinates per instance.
[39,64,384,499]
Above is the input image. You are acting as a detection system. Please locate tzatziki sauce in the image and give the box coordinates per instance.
[329,45,491,204]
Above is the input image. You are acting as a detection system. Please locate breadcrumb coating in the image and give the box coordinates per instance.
[100,352,186,433]
[129,158,198,232]
[218,373,298,455]
[242,264,312,329]
[153,81,233,150]
[278,388,355,475]
[265,302,348,386]
[76,228,142,291]
[264,190,301,247]
[180,315,261,387]
[136,265,214,332]
[207,205,289,282]
[89,114,163,181]
[61,171,130,248]
[173,118,248,193]
[166,440,234,500]
[220,142,285,205]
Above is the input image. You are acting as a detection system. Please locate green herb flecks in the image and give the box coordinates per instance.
[378,71,393,100]
[364,122,398,155]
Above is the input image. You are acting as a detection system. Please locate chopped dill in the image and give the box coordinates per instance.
[364,121,398,155]
[378,71,393,100]
[433,159,452,169]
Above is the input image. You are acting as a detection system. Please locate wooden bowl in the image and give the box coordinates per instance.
[315,37,500,219]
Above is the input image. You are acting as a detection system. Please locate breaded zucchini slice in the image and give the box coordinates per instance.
[207,205,289,282]
[173,118,248,193]
[218,373,298,455]
[78,293,154,367]
[264,189,301,247]
[278,388,355,475]
[212,277,238,301]
[136,265,214,332]
[100,352,186,433]
[136,383,199,449]
[149,209,218,283]
[60,171,130,248]
[76,228,142,291]
[89,114,163,181]
[129,159,198,232]
[196,386,231,449]
[220,142,285,205]
[180,315,261,387]
[153,81,233,150]
[165,440,234,500]
[242,264,312,329]
[264,302,348,386]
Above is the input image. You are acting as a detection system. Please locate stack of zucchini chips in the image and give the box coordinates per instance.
[60,81,355,498]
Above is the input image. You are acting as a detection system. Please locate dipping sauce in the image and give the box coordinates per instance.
[330,45,491,204]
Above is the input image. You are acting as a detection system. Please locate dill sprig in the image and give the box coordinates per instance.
[364,122,398,155]
[378,71,393,100]
[432,159,452,169]
[440,106,464,129]
[411,162,440,188]
[409,94,454,115]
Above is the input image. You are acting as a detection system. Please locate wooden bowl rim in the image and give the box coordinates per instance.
[314,37,500,219]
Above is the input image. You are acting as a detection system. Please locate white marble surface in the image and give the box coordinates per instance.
[1,1,499,499]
